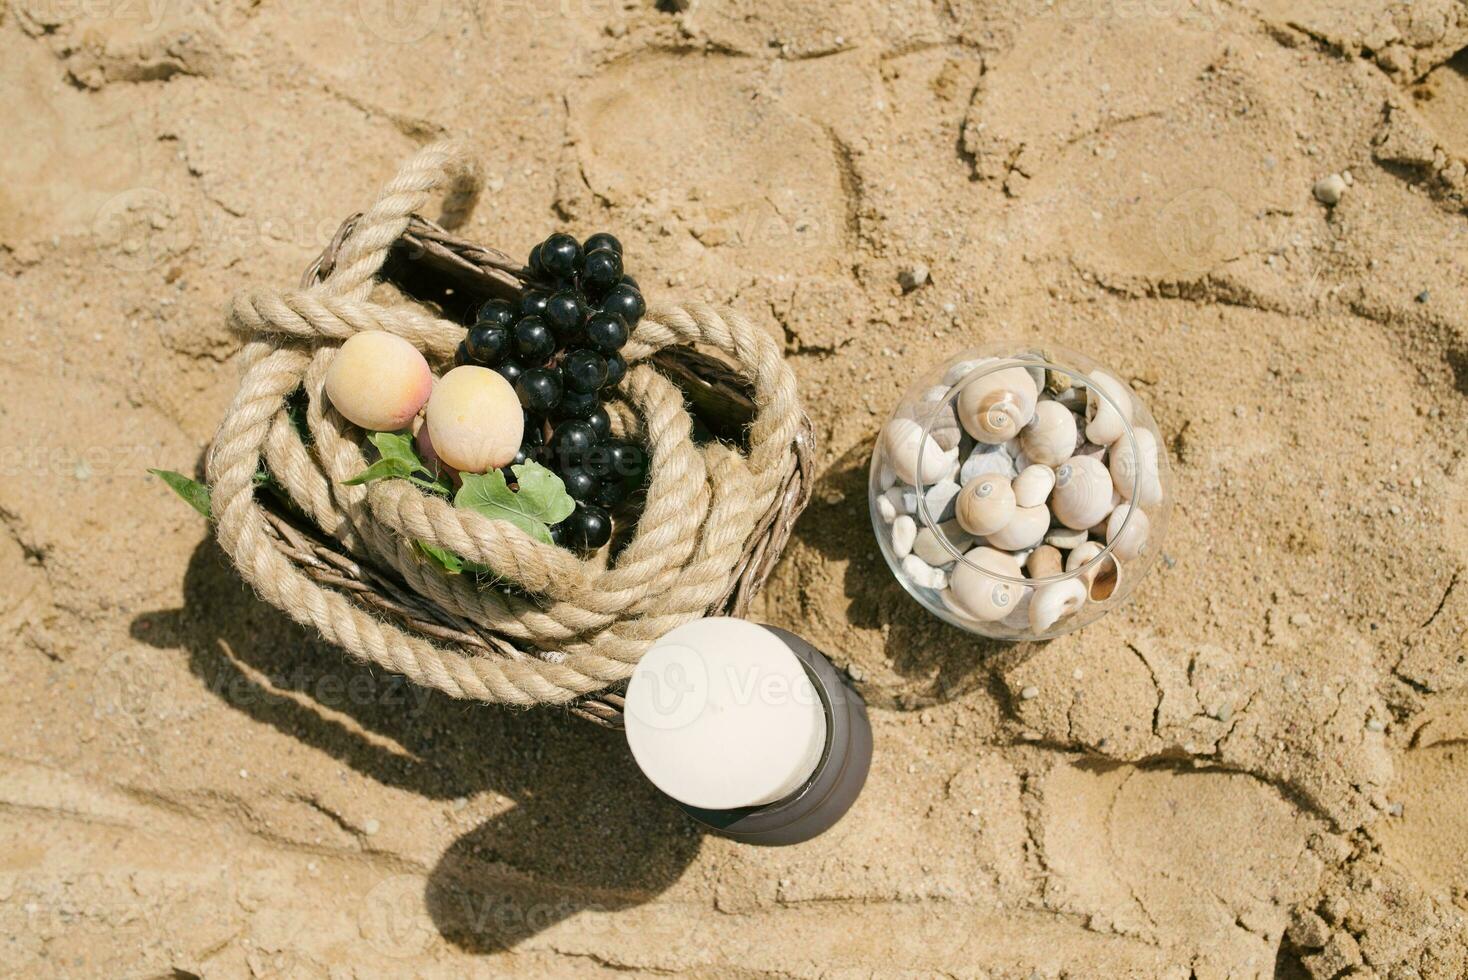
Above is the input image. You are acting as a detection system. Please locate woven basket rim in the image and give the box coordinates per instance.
[248,213,816,725]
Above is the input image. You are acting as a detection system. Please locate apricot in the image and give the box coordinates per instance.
[424,366,523,473]
[323,331,433,432]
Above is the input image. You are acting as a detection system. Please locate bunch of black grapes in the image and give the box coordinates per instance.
[456,232,649,553]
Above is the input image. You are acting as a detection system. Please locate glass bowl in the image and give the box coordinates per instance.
[868,343,1172,640]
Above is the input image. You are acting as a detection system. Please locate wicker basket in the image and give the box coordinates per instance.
[206,145,813,727]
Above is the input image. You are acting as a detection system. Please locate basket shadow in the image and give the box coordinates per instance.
[790,437,1041,708]
[129,537,701,955]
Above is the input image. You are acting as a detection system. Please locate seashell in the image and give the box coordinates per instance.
[884,417,959,487]
[949,546,1026,621]
[1029,578,1088,632]
[896,397,962,451]
[1019,401,1078,467]
[1084,370,1134,446]
[1105,503,1151,561]
[1026,544,1064,578]
[1051,455,1115,530]
[1065,541,1120,601]
[986,503,1050,551]
[914,520,973,566]
[1045,526,1089,550]
[1001,589,1034,630]
[1013,464,1056,508]
[892,515,916,558]
[960,444,1015,483]
[1109,427,1162,508]
[957,366,1038,445]
[955,475,1016,537]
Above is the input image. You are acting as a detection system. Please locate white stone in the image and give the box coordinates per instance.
[924,479,962,523]
[892,515,916,558]
[913,523,972,566]
[1044,526,1089,550]
[942,359,986,386]
[901,553,939,588]
[877,494,897,523]
[960,446,1015,483]
[1313,173,1346,205]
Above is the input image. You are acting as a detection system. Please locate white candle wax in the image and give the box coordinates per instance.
[624,618,828,811]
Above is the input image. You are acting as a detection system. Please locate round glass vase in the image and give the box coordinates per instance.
[868,343,1172,641]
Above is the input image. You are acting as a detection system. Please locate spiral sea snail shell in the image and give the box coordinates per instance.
[1105,503,1151,561]
[1019,401,1078,467]
[1050,455,1115,530]
[985,503,1050,552]
[958,366,1038,445]
[955,475,1016,537]
[1109,426,1162,508]
[884,417,959,486]
[950,546,1026,622]
[1084,370,1133,446]
[1029,578,1088,633]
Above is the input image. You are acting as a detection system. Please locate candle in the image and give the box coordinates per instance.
[624,618,828,811]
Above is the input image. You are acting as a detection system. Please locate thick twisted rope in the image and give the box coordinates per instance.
[205,141,804,705]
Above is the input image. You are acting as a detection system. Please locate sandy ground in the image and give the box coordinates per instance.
[2,0,1468,976]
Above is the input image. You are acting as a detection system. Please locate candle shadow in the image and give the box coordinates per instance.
[790,438,1045,709]
[130,537,701,955]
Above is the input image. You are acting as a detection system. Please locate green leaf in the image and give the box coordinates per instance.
[344,430,452,493]
[368,431,421,471]
[418,541,464,574]
[417,541,494,578]
[342,456,414,486]
[149,469,211,518]
[454,461,574,544]
[510,461,577,526]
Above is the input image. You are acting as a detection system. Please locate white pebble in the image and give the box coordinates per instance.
[1312,173,1346,205]
[913,523,971,565]
[364,818,381,836]
[1366,718,1385,732]
[877,494,897,523]
[924,479,962,523]
[901,552,939,588]
[1044,526,1089,550]
[1020,686,1039,700]
[961,446,1015,483]
[899,263,930,291]
[942,359,985,386]
[892,515,916,558]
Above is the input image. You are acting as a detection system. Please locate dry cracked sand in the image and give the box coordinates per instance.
[2,0,1468,977]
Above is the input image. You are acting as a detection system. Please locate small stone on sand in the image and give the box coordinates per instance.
[1312,174,1346,205]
